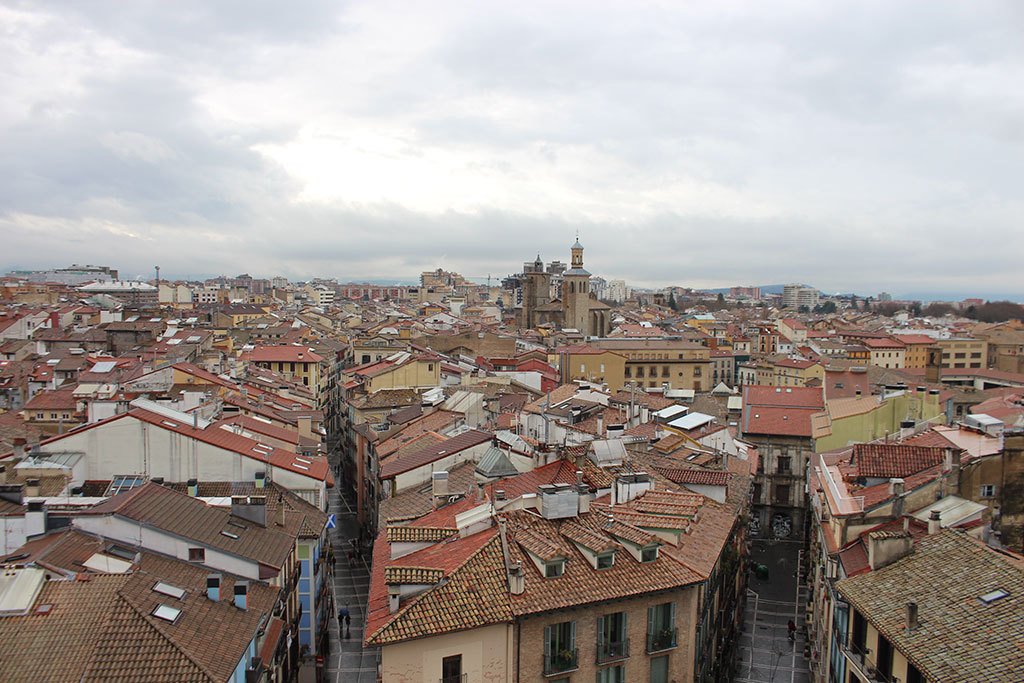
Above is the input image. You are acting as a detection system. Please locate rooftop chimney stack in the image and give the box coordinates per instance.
[25,478,40,498]
[231,495,267,527]
[508,564,525,595]
[255,471,266,489]
[206,574,221,602]
[233,581,248,610]
[187,478,198,497]
[928,510,942,535]
[905,601,919,633]
[388,586,400,613]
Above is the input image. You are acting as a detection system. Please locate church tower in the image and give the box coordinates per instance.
[562,238,591,334]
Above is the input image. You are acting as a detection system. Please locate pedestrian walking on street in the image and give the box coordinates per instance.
[339,605,350,639]
[787,619,796,642]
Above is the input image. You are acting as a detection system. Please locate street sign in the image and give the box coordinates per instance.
[326,514,336,529]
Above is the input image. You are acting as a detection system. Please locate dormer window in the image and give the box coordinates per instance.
[641,545,659,563]
[545,560,565,578]
[597,552,615,570]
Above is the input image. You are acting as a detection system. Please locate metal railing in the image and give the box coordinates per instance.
[596,638,630,663]
[842,641,893,683]
[646,628,677,653]
[439,675,467,683]
[543,648,578,675]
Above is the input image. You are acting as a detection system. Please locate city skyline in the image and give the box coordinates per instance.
[3,1,1024,299]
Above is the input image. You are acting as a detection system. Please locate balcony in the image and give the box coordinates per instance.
[543,648,578,675]
[842,641,893,683]
[596,638,629,664]
[439,676,467,683]
[646,628,677,653]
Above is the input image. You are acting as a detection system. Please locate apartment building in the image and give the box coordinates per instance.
[366,466,750,683]
[834,530,1023,683]
[934,338,987,370]
[590,339,712,392]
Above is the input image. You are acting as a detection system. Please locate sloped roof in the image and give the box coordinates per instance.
[851,444,947,479]
[475,446,519,479]
[838,530,1024,682]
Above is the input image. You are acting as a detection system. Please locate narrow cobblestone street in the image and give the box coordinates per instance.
[325,481,378,683]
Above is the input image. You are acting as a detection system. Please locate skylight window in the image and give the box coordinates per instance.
[152,604,181,622]
[228,520,247,530]
[105,475,147,497]
[295,457,311,464]
[220,531,239,539]
[152,581,185,600]
[979,588,1009,604]
[293,464,309,471]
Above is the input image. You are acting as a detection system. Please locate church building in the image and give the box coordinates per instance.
[516,239,611,337]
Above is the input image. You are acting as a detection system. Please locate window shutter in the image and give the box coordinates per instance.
[570,620,577,649]
[647,605,655,635]
[597,615,606,650]
[621,612,628,642]
[669,602,676,627]
[544,625,552,657]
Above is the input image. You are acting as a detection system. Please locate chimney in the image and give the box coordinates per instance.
[575,471,590,514]
[597,414,604,437]
[867,530,913,571]
[0,484,24,505]
[231,495,267,527]
[207,574,221,602]
[899,420,915,440]
[254,471,266,489]
[12,437,26,460]
[888,478,905,496]
[187,478,198,497]
[0,464,6,485]
[432,470,449,497]
[905,601,919,633]
[25,478,40,498]
[508,564,525,595]
[388,585,400,613]
[233,581,248,610]
[151,477,164,485]
[26,500,46,537]
[928,510,942,535]
[276,499,286,526]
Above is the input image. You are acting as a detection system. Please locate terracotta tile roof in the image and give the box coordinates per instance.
[852,444,948,479]
[742,405,818,437]
[366,529,510,645]
[385,525,457,543]
[743,385,825,408]
[384,566,445,584]
[515,527,568,562]
[838,530,1024,682]
[505,511,702,616]
[560,521,618,553]
[655,467,731,487]
[589,505,692,531]
[379,429,493,480]
[376,410,461,459]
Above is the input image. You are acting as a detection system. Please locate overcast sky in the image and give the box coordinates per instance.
[2,1,1023,300]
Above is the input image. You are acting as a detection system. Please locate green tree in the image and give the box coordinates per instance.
[668,293,678,311]
[821,300,837,314]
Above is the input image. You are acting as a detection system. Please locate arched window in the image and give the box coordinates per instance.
[570,282,575,294]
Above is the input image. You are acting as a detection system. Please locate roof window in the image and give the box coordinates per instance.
[544,560,564,578]
[220,531,240,539]
[979,588,1009,604]
[152,604,182,623]
[152,581,186,600]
